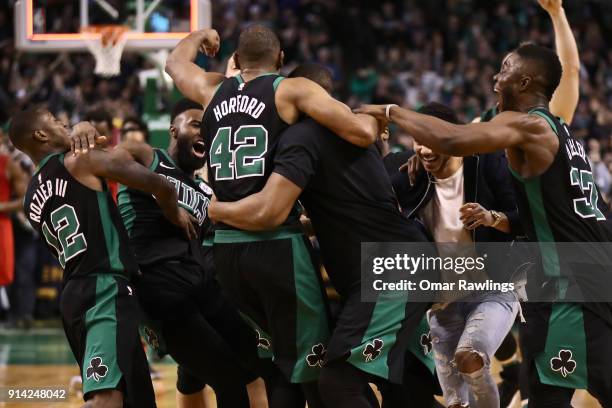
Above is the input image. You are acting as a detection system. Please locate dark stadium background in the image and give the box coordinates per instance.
[0,0,611,322]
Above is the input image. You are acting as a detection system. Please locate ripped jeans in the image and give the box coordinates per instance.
[428,291,518,408]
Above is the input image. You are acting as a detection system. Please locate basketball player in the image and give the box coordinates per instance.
[469,2,581,404]
[209,63,437,408]
[113,100,265,408]
[166,25,380,407]
[357,43,612,407]
[72,99,265,408]
[8,108,196,407]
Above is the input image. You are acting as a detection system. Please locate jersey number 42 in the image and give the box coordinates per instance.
[209,125,268,180]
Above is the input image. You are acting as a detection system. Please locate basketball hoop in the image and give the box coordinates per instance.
[81,25,129,77]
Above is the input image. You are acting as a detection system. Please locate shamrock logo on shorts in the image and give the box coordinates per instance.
[256,330,271,350]
[86,357,108,382]
[550,349,577,378]
[420,332,433,355]
[143,326,159,351]
[363,339,384,362]
[306,343,327,367]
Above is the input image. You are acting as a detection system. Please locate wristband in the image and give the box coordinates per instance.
[386,104,398,121]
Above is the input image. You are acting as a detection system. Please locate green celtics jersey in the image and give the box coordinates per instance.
[202,74,289,204]
[23,153,137,281]
[117,149,213,266]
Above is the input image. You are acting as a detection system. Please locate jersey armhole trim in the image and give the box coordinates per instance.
[149,150,160,171]
[508,164,525,181]
[273,76,285,92]
[211,81,223,99]
[528,109,558,135]
[34,152,60,175]
[158,149,178,168]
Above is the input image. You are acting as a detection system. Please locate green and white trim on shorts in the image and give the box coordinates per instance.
[82,275,123,395]
[407,316,436,375]
[239,312,274,359]
[534,303,588,389]
[214,226,330,383]
[345,291,411,380]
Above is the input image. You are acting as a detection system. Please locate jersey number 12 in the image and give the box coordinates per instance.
[41,204,87,268]
[209,125,268,180]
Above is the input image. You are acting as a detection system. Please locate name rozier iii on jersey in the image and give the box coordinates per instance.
[24,153,138,281]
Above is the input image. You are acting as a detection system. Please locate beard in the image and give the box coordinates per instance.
[176,137,205,173]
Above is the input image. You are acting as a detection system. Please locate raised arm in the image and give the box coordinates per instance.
[114,140,155,168]
[165,29,226,107]
[76,148,196,239]
[209,173,303,231]
[540,0,580,124]
[276,77,379,147]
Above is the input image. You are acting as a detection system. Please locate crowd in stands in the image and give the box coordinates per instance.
[1,0,612,323]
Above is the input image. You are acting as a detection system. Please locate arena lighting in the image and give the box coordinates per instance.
[25,0,199,41]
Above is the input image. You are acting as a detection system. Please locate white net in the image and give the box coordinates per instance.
[82,26,129,77]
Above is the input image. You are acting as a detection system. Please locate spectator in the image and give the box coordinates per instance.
[121,116,150,144]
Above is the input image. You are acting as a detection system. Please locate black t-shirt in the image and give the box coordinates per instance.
[274,119,428,295]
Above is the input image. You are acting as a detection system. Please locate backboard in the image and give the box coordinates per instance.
[14,0,211,52]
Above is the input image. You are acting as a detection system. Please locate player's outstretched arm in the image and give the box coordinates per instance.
[356,105,543,156]
[209,173,303,231]
[276,77,379,147]
[80,148,196,239]
[539,0,580,124]
[165,29,226,107]
[113,140,155,168]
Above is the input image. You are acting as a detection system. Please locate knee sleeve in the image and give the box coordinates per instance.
[528,362,574,408]
[176,365,206,395]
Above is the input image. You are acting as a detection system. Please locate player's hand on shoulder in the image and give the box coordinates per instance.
[70,121,108,155]
[197,29,220,57]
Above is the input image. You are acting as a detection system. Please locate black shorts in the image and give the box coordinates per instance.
[136,259,259,388]
[60,274,155,407]
[521,302,612,400]
[325,285,430,384]
[213,227,331,383]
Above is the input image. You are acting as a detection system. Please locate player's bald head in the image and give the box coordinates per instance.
[289,63,333,94]
[236,24,282,69]
[8,106,48,152]
[514,43,562,100]
[8,107,70,161]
